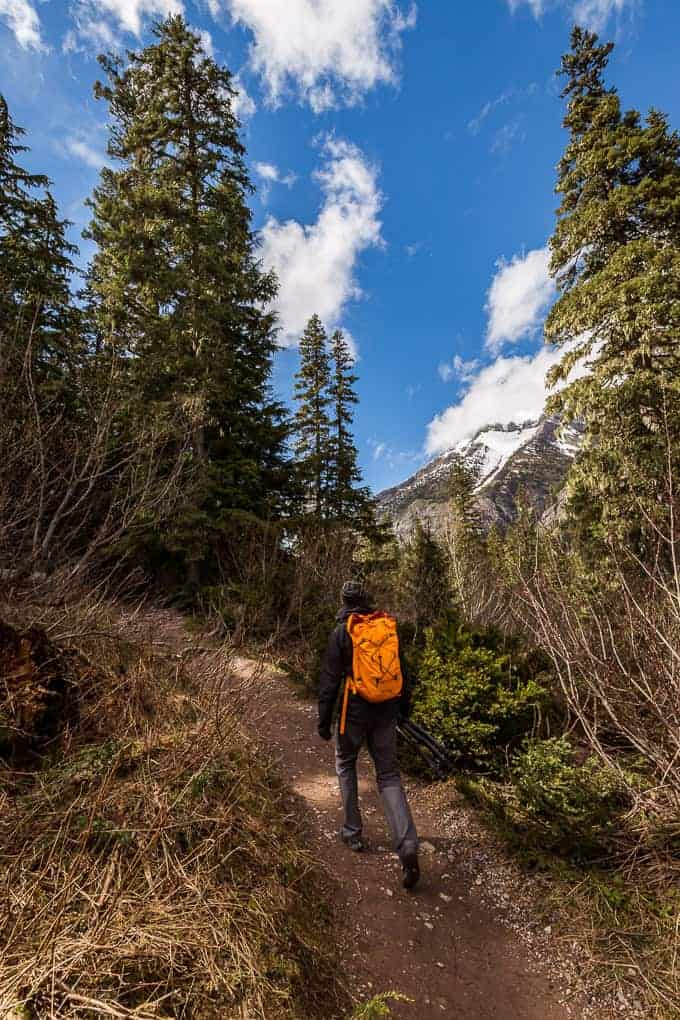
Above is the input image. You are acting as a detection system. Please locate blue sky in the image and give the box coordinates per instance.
[2,0,678,491]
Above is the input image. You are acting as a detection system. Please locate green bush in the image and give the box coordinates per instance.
[510,737,631,859]
[410,621,550,766]
[462,738,631,861]
[350,992,413,1018]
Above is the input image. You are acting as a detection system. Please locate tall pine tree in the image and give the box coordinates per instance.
[400,520,452,633]
[84,17,287,588]
[293,314,333,518]
[448,455,483,544]
[327,328,372,525]
[545,27,680,559]
[0,95,79,400]
[445,454,484,615]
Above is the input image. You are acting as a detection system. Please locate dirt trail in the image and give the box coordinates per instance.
[235,657,598,1020]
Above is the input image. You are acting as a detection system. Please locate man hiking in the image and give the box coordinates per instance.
[317,580,420,890]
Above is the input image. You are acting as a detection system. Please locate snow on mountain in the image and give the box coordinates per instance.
[377,416,582,541]
[461,422,540,489]
[553,421,583,458]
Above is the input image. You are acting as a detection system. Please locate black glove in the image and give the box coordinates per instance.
[318,723,332,741]
[398,692,412,722]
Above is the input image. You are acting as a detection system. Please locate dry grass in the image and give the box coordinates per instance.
[536,858,680,1019]
[456,773,680,1019]
[0,586,347,1019]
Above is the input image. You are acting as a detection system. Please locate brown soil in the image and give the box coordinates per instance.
[235,657,604,1020]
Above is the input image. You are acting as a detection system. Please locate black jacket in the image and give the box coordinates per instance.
[318,607,414,733]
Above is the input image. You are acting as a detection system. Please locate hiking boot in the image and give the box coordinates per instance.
[342,833,366,852]
[401,850,420,890]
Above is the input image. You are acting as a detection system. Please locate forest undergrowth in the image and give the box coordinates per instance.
[0,583,348,1019]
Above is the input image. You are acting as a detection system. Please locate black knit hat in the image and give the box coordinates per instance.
[341,580,369,607]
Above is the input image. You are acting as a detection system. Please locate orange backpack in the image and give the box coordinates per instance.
[339,612,404,735]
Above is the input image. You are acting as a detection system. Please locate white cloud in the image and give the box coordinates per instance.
[438,354,479,384]
[231,74,257,119]
[485,246,554,351]
[507,0,635,31]
[196,26,214,56]
[255,162,278,182]
[573,0,631,31]
[368,437,422,472]
[65,137,109,169]
[67,0,183,47]
[469,94,509,135]
[468,100,495,136]
[508,0,544,14]
[91,0,182,35]
[0,0,44,50]
[490,117,525,154]
[254,161,296,187]
[63,15,117,53]
[217,0,417,110]
[468,84,537,136]
[260,137,383,347]
[426,344,571,456]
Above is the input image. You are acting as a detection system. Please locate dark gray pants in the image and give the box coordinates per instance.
[335,714,418,861]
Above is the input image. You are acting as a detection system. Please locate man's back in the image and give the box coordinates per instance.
[317,582,420,890]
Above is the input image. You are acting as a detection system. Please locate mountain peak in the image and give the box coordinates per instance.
[378,415,582,541]
[467,418,539,444]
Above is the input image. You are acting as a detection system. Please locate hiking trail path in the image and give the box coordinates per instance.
[233,655,612,1020]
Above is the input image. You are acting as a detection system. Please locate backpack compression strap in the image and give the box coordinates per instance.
[340,677,349,735]
[339,675,354,735]
[339,612,366,736]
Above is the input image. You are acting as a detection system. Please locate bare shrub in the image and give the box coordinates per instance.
[440,515,504,624]
[0,594,345,1019]
[283,522,358,636]
[260,522,358,687]
[206,518,357,656]
[489,438,680,813]
[509,539,680,804]
[0,336,188,581]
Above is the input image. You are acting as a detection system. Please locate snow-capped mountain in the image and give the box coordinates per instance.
[377,416,582,541]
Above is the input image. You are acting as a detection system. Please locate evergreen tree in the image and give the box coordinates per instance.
[490,495,539,587]
[293,314,333,517]
[327,328,373,526]
[400,520,452,633]
[0,95,79,399]
[545,27,680,559]
[445,455,485,615]
[84,17,287,588]
[448,455,483,544]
